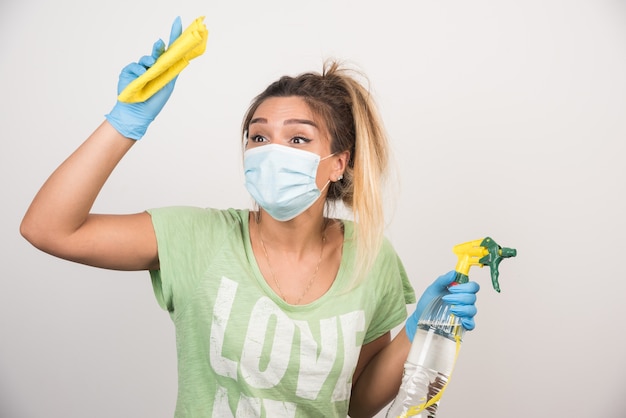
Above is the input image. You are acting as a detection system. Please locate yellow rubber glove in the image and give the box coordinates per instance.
[118,16,208,103]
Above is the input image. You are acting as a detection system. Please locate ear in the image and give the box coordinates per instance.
[332,150,350,181]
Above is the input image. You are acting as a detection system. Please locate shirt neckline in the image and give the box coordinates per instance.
[241,209,351,310]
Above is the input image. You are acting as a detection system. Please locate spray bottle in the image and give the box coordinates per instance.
[386,237,517,418]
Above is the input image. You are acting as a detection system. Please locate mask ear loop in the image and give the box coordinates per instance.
[320,152,336,161]
[317,152,336,193]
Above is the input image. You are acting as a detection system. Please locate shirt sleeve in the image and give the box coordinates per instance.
[147,207,243,314]
[361,238,415,344]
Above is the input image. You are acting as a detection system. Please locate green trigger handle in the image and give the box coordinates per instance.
[452,237,517,292]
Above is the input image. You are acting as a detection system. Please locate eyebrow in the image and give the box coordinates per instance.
[249,117,319,128]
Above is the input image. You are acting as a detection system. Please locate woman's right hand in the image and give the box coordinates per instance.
[105,16,183,140]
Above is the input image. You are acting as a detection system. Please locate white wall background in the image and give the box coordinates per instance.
[1,1,625,417]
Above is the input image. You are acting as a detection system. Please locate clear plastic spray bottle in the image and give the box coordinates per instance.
[386,237,517,418]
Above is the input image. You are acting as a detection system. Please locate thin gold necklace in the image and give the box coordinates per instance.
[257,217,327,305]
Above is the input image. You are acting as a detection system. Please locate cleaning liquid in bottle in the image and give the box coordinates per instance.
[386,287,463,418]
[386,237,516,418]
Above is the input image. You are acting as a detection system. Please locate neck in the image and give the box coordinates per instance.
[254,209,327,255]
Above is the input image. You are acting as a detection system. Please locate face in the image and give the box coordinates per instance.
[246,96,348,189]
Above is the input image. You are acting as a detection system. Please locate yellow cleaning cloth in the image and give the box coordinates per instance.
[118,16,208,103]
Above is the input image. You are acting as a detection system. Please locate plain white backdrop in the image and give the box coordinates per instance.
[1,1,625,417]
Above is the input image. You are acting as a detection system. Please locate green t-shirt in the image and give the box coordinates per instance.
[148,207,415,417]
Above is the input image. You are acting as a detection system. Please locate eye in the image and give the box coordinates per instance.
[250,134,268,143]
[291,136,312,145]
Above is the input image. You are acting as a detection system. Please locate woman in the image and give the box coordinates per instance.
[20,18,479,418]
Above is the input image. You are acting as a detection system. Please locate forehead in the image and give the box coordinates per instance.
[252,96,319,125]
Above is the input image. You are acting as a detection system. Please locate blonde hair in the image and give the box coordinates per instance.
[241,60,390,285]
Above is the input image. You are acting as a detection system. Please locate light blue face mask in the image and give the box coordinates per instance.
[244,144,333,221]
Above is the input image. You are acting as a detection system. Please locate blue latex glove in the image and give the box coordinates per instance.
[105,17,183,140]
[405,270,480,342]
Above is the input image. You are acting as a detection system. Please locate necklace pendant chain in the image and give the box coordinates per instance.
[258,220,327,305]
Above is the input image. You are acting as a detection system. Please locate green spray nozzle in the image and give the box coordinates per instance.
[452,237,517,292]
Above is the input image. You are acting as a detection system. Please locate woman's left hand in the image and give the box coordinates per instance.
[405,270,480,342]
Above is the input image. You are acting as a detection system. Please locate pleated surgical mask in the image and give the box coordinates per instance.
[244,144,332,221]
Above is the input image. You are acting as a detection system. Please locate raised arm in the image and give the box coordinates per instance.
[20,18,184,271]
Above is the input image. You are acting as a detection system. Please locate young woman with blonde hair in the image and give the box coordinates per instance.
[21,17,479,418]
